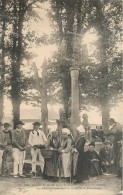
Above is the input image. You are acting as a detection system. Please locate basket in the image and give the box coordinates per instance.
[41,149,57,159]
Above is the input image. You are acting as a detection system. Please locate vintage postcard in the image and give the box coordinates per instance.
[0,0,122,195]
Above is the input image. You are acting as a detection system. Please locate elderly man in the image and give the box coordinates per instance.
[12,121,27,177]
[28,122,47,177]
[105,118,122,175]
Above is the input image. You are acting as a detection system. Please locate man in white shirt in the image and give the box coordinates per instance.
[28,122,47,176]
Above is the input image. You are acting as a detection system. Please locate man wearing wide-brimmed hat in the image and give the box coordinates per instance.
[105,118,122,175]
[12,121,27,177]
[0,122,6,176]
[28,121,47,177]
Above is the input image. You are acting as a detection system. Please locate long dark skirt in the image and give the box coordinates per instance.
[88,160,102,176]
[75,152,89,181]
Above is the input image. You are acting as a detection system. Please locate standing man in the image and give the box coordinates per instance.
[0,122,6,176]
[105,118,122,175]
[28,122,47,177]
[12,121,27,177]
[2,123,13,176]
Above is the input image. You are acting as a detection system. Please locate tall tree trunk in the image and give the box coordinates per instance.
[0,1,6,122]
[41,59,48,136]
[11,1,26,128]
[11,2,20,128]
[0,21,5,122]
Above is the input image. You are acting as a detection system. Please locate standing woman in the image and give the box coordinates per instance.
[73,125,89,183]
[58,128,72,181]
[43,126,60,181]
[2,123,14,176]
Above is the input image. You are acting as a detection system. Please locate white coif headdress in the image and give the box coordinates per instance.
[62,128,71,135]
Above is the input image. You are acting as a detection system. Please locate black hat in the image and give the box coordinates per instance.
[89,142,95,147]
[32,122,41,126]
[4,123,11,127]
[108,118,115,123]
[104,140,111,145]
[16,121,25,125]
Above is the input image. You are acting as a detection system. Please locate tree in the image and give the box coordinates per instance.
[0,0,11,122]
[88,0,122,128]
[7,0,46,128]
[49,0,93,121]
[48,0,122,129]
[0,1,5,122]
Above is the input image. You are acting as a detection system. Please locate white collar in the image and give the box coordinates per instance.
[34,129,40,131]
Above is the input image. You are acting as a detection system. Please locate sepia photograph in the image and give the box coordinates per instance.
[0,0,122,195]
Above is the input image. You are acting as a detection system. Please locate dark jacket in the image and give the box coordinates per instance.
[99,147,114,164]
[0,130,6,150]
[12,128,27,149]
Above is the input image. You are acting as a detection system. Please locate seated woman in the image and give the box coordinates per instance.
[58,128,72,181]
[43,126,60,181]
[85,142,102,177]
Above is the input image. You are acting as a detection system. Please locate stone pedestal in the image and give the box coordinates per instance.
[70,67,80,131]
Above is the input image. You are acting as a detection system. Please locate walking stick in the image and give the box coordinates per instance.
[70,151,73,183]
[58,154,61,181]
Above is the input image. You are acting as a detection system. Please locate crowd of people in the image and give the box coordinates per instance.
[0,117,122,184]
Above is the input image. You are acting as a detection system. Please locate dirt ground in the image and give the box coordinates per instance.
[0,174,122,195]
